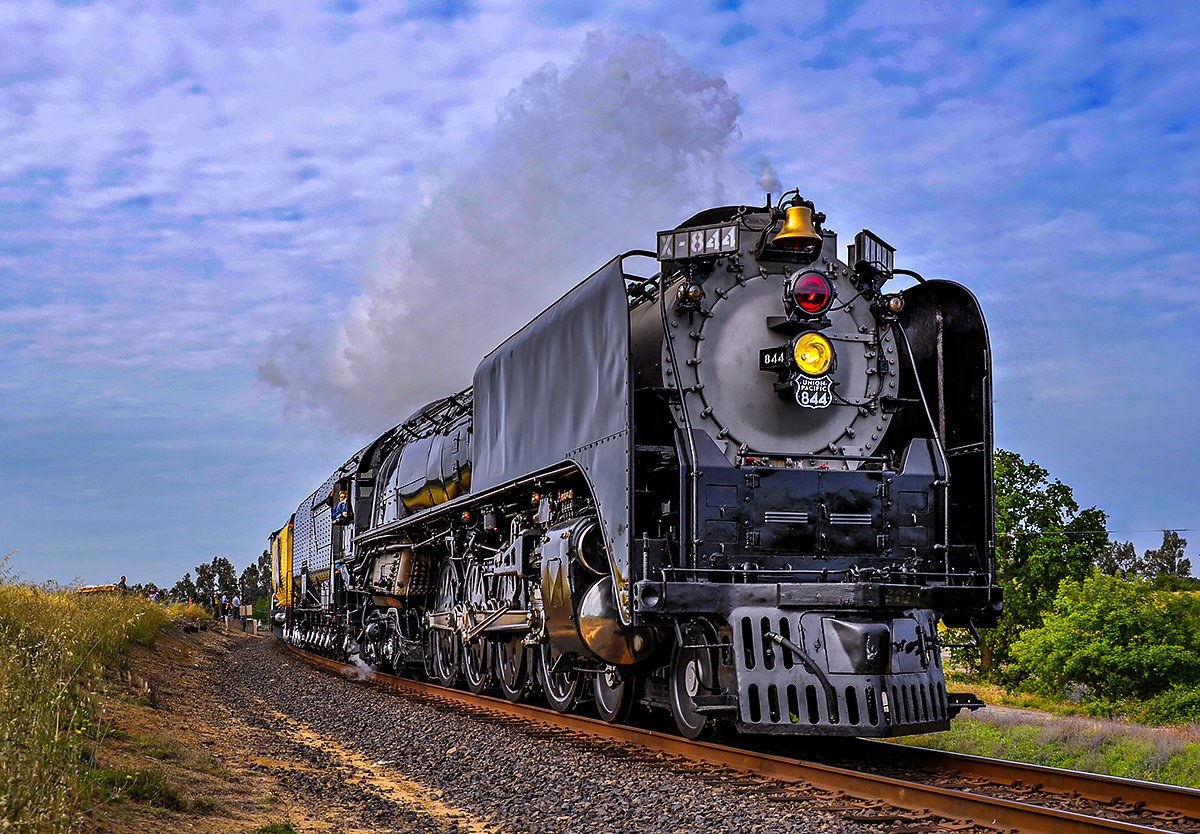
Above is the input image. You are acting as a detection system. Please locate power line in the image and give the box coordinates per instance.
[998,528,1193,538]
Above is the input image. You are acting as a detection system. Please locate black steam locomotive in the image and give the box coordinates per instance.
[268,193,1001,739]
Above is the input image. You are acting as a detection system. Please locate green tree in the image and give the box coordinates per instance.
[171,572,198,603]
[975,450,1108,677]
[212,556,238,599]
[195,561,217,602]
[258,548,273,600]
[1141,531,1192,582]
[239,563,261,602]
[1011,572,1200,700]
[1095,540,1138,578]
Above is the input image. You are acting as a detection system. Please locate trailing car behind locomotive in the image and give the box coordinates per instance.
[268,192,1001,739]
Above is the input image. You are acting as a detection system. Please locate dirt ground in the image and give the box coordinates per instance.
[78,624,484,834]
[79,621,1198,833]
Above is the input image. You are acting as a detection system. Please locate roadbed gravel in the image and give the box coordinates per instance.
[231,637,857,834]
[85,628,870,834]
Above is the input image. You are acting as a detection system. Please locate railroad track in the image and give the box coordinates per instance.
[287,646,1200,834]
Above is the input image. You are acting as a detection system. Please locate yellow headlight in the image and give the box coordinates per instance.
[793,332,834,376]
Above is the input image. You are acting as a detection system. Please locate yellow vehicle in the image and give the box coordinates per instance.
[268,519,294,636]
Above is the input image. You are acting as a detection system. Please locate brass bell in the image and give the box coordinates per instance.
[771,204,822,252]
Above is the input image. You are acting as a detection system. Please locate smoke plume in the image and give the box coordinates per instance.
[755,155,782,195]
[263,31,761,432]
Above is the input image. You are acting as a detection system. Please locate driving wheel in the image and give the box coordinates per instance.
[429,560,461,687]
[493,573,530,702]
[461,560,491,694]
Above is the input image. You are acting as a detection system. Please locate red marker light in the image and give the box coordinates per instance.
[790,271,833,315]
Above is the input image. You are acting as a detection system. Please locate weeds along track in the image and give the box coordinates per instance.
[287,646,1200,834]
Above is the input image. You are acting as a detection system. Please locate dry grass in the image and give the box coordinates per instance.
[0,564,189,833]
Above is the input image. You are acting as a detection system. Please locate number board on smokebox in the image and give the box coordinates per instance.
[657,224,738,261]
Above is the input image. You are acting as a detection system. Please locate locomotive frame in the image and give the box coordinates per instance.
[269,194,1001,740]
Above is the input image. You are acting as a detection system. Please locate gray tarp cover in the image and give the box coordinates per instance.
[473,258,634,620]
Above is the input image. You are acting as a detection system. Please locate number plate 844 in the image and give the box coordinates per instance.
[794,376,834,409]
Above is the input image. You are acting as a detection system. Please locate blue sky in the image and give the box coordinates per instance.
[1,0,1197,587]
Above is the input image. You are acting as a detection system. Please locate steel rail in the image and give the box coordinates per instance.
[285,647,1184,834]
[858,739,1200,820]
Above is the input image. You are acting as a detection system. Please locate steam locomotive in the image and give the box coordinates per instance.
[268,193,1001,739]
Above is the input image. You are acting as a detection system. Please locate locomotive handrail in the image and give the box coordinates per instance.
[893,320,953,578]
[659,268,701,561]
[740,451,889,462]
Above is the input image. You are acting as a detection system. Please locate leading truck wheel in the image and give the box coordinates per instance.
[669,621,720,741]
[594,666,635,724]
[430,561,461,687]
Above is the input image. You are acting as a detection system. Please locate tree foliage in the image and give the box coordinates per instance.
[171,571,197,602]
[1142,531,1192,583]
[973,450,1108,676]
[1095,540,1138,579]
[239,561,273,603]
[194,561,216,601]
[183,556,239,605]
[258,548,273,598]
[1011,572,1200,700]
[168,550,276,608]
[240,563,260,601]
[214,557,238,598]
[1097,531,1194,588]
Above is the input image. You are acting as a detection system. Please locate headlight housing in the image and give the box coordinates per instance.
[792,332,834,376]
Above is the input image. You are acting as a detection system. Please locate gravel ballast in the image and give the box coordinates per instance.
[223,638,859,834]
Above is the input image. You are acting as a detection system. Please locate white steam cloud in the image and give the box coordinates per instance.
[755,155,782,195]
[262,31,766,431]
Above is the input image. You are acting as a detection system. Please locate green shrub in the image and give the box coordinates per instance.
[85,768,185,811]
[191,795,217,814]
[1137,686,1200,725]
[169,601,212,622]
[1010,572,1200,700]
[254,822,299,834]
[134,732,183,761]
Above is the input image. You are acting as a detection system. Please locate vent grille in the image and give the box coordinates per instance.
[830,513,872,526]
[764,511,811,524]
